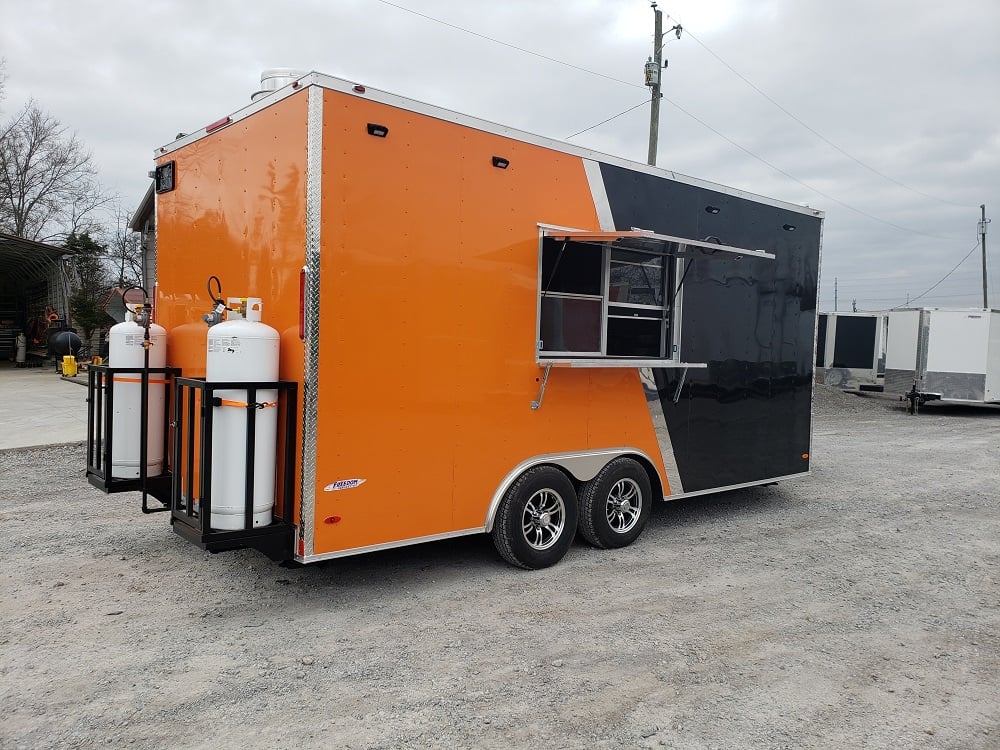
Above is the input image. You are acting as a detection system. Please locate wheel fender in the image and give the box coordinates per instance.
[485,447,660,532]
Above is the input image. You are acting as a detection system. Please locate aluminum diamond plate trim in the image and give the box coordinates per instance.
[300,85,324,558]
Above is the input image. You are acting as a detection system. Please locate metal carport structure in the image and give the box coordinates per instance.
[0,232,74,360]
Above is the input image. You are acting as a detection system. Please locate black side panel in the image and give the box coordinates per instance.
[600,163,821,492]
[816,314,828,368]
[831,316,876,368]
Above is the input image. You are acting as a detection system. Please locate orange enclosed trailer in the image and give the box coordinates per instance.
[87,72,824,569]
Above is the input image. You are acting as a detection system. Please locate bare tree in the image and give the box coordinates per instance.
[0,100,110,241]
[107,206,144,289]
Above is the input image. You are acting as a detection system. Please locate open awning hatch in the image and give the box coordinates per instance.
[539,227,775,261]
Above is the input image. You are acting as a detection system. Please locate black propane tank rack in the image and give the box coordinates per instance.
[169,377,298,562]
[86,364,181,509]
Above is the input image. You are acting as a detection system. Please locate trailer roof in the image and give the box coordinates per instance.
[156,72,824,220]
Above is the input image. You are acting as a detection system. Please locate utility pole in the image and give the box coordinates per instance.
[645,4,681,167]
[645,5,663,166]
[980,204,990,308]
[834,277,838,312]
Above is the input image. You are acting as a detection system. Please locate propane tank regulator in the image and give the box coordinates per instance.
[122,286,153,340]
[134,301,151,331]
[203,275,229,327]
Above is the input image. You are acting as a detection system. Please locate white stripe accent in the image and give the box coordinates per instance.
[639,367,685,495]
[583,159,616,230]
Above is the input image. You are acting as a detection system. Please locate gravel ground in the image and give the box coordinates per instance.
[1,385,998,749]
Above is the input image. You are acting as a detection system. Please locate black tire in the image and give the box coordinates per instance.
[492,466,578,570]
[578,457,652,549]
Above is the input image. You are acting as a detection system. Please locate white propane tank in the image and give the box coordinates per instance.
[206,297,279,530]
[15,332,26,365]
[109,315,167,478]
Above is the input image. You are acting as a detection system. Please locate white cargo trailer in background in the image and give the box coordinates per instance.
[815,312,887,391]
[884,307,1000,411]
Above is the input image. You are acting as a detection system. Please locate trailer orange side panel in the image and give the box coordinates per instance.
[155,94,308,518]
[310,90,668,555]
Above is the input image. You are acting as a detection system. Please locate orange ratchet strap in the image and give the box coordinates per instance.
[216,399,278,409]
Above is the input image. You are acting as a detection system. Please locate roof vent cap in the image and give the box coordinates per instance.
[251,68,308,101]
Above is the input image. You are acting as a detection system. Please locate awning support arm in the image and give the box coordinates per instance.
[530,364,553,410]
[673,366,689,404]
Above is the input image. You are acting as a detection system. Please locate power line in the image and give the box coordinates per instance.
[821,292,986,312]
[821,270,983,288]
[372,0,644,91]
[371,0,966,241]
[658,98,962,241]
[565,99,649,139]
[671,22,973,210]
[889,242,981,308]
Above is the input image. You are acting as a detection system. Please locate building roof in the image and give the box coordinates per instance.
[129,183,155,232]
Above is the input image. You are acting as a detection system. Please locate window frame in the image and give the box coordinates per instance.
[535,225,773,368]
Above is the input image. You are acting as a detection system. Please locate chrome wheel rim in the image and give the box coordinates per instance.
[606,478,641,533]
[522,489,566,550]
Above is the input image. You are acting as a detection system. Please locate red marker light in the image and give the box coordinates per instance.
[324,516,342,524]
[353,84,366,93]
[205,116,232,134]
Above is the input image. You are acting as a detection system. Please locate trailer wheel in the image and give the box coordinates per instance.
[492,466,578,570]
[578,457,652,549]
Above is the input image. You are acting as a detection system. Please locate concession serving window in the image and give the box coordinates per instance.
[535,226,774,370]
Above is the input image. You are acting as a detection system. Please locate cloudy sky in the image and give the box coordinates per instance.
[2,0,997,312]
